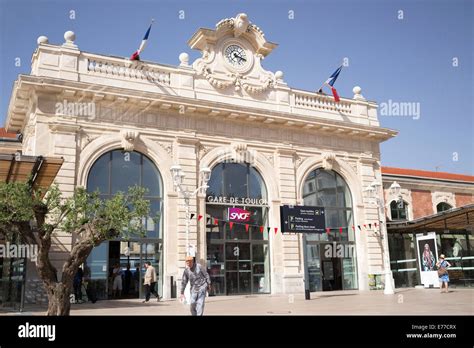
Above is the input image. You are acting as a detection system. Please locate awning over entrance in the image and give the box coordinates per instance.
[0,154,63,191]
[387,204,474,233]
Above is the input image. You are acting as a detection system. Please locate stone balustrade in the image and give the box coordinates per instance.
[26,32,380,128]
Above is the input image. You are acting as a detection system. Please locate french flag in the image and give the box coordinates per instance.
[318,65,343,102]
[130,21,154,61]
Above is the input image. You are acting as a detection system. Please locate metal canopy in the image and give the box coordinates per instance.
[387,204,474,233]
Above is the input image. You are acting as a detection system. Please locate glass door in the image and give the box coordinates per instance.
[306,242,322,292]
[207,243,225,296]
[119,241,142,298]
[225,242,251,294]
[140,242,162,299]
[320,243,343,291]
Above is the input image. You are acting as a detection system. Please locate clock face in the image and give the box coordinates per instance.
[224,44,248,67]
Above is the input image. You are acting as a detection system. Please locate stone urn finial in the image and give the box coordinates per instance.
[62,31,78,49]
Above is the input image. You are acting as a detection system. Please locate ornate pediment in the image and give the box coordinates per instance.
[188,13,280,95]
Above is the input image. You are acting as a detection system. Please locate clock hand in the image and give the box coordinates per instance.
[233,52,246,62]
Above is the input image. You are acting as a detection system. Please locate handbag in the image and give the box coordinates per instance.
[437,267,447,276]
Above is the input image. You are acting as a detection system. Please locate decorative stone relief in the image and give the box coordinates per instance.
[294,153,304,169]
[432,191,456,210]
[265,153,274,166]
[349,161,359,175]
[322,152,336,170]
[231,142,256,165]
[190,13,279,95]
[120,129,139,152]
[158,141,173,156]
[79,130,99,150]
[233,143,247,152]
[199,67,274,94]
[197,143,209,159]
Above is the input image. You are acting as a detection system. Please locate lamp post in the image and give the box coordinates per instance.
[170,165,212,257]
[364,180,398,295]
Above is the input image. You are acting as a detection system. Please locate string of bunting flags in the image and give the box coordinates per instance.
[188,213,383,235]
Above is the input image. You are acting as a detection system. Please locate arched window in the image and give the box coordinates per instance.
[86,150,163,300]
[87,150,163,238]
[303,169,357,292]
[390,200,408,221]
[205,162,269,296]
[436,202,452,213]
[303,168,353,241]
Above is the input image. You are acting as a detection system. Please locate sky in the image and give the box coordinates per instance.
[0,0,472,175]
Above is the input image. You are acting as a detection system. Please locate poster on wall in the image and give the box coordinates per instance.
[415,232,439,288]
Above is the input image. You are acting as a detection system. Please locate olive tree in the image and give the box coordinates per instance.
[0,182,151,315]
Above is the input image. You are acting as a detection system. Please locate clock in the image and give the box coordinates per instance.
[224,44,249,68]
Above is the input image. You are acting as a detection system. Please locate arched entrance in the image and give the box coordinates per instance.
[303,168,358,291]
[205,162,270,295]
[85,150,163,300]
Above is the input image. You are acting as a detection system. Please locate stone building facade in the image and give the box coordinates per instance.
[5,14,400,300]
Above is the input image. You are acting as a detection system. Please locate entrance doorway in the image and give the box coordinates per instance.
[86,240,162,300]
[207,240,269,295]
[305,241,358,291]
[320,243,342,291]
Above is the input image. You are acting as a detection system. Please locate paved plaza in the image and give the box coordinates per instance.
[2,288,472,316]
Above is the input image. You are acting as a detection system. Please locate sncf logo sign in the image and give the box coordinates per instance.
[228,207,251,222]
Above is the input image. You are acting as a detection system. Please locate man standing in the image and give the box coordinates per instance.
[142,261,160,303]
[112,263,122,299]
[180,256,211,316]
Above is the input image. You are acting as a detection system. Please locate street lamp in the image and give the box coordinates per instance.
[171,165,212,256]
[364,180,395,295]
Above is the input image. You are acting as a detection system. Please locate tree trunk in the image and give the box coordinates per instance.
[46,282,71,316]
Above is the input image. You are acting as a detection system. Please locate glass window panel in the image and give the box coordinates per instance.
[87,152,110,194]
[436,202,452,213]
[303,178,317,196]
[225,261,237,271]
[249,167,267,199]
[306,244,322,291]
[325,208,341,230]
[253,275,270,293]
[238,243,251,260]
[252,244,265,263]
[142,156,161,197]
[226,218,249,240]
[239,272,252,294]
[209,276,224,296]
[206,163,224,197]
[336,174,352,208]
[253,263,265,274]
[250,207,268,240]
[391,200,408,221]
[342,258,358,290]
[306,233,321,242]
[440,234,467,261]
[316,190,337,207]
[110,151,141,194]
[468,233,474,257]
[87,242,108,280]
[226,272,238,294]
[223,163,248,198]
[146,199,161,238]
[206,206,226,240]
[304,193,318,207]
[225,243,238,260]
[239,261,251,271]
[207,244,224,264]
